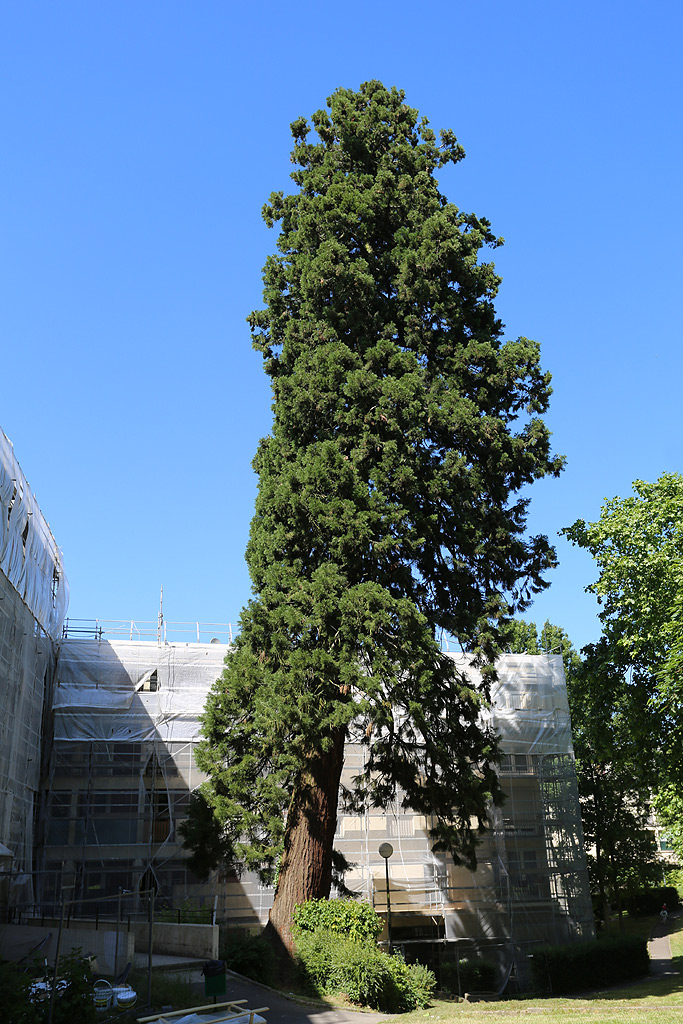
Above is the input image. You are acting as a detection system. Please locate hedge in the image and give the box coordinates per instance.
[439,957,497,995]
[530,935,649,993]
[625,886,680,918]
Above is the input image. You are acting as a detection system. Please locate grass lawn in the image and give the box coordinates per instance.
[375,916,683,1024]
[380,990,683,1024]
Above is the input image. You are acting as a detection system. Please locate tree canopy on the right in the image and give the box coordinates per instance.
[563,473,683,775]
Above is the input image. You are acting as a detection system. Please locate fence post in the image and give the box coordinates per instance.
[114,892,121,980]
[146,890,154,1009]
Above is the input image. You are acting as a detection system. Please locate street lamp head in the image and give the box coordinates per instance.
[378,842,394,860]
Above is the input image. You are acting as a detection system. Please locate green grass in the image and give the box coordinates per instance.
[669,915,683,959]
[374,915,683,1024]
[379,987,683,1024]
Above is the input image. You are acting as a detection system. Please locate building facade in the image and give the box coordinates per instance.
[38,632,595,960]
[0,429,68,905]
[0,427,595,973]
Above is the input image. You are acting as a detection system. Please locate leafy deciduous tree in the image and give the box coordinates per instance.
[186,82,563,950]
[563,473,683,782]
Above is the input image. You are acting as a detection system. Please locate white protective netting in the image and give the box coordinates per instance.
[0,428,69,638]
[336,654,594,951]
[43,641,594,953]
[0,428,68,900]
[41,639,230,907]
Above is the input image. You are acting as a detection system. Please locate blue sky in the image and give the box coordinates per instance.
[2,1,681,650]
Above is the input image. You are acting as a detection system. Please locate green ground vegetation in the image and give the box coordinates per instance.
[378,993,683,1024]
[372,914,683,1021]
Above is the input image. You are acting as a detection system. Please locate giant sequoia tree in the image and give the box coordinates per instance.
[189,82,563,949]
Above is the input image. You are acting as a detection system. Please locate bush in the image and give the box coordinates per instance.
[665,867,683,900]
[440,957,497,995]
[294,928,435,1011]
[625,886,680,917]
[292,898,383,943]
[0,950,97,1024]
[0,961,33,1024]
[44,950,97,1024]
[220,931,278,987]
[397,960,438,1010]
[530,935,649,994]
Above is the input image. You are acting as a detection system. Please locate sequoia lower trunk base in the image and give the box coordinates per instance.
[267,727,346,953]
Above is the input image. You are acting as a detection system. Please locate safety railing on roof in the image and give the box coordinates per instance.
[60,618,237,644]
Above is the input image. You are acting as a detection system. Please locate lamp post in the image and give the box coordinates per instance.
[379,842,394,954]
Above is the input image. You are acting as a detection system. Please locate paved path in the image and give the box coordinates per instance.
[648,912,679,978]
[173,967,390,1024]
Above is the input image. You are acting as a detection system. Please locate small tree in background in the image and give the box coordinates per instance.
[185,81,563,951]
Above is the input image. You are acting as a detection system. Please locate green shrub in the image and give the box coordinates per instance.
[294,928,435,1011]
[327,938,392,1009]
[0,961,33,1024]
[0,950,98,1024]
[44,950,97,1024]
[530,935,649,994]
[665,867,683,900]
[292,898,383,943]
[625,886,680,917]
[291,928,336,992]
[395,959,437,1010]
[440,957,497,994]
[220,931,278,987]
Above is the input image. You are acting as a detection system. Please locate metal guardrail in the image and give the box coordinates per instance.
[61,618,237,644]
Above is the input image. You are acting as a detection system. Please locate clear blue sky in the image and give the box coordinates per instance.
[2,1,681,650]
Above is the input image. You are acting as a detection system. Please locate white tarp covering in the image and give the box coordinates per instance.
[447,652,574,755]
[53,639,229,742]
[47,643,593,948]
[0,428,68,637]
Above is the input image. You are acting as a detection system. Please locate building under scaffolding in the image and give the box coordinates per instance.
[0,426,594,975]
[37,630,594,964]
[0,429,68,904]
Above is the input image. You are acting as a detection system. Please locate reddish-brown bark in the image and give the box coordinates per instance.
[267,726,346,953]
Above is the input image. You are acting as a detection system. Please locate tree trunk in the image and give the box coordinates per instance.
[267,726,346,953]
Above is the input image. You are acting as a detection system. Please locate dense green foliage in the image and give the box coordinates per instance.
[561,475,683,911]
[0,950,97,1024]
[653,786,683,862]
[439,957,497,995]
[0,960,33,1024]
[292,898,382,943]
[563,473,683,781]
[294,928,436,1010]
[530,935,649,993]
[220,931,278,986]
[625,886,680,917]
[186,81,562,927]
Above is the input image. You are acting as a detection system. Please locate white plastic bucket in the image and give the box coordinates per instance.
[93,979,113,1010]
[113,983,137,1009]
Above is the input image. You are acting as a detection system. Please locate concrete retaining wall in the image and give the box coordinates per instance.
[130,921,218,959]
[0,924,134,975]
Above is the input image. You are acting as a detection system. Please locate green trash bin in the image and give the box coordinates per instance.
[202,959,227,999]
